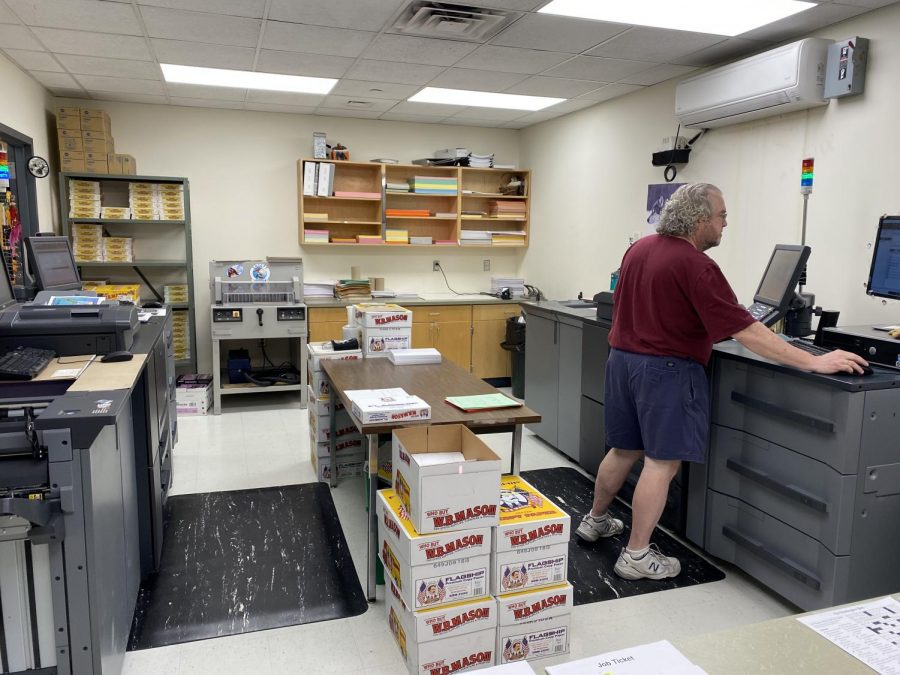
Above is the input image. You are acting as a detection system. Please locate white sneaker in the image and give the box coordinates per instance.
[614,544,681,580]
[575,513,624,542]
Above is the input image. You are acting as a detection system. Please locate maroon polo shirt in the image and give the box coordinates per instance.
[609,234,755,365]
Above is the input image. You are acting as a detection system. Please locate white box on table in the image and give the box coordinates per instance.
[346,388,430,424]
[393,424,501,535]
[353,303,413,328]
[307,341,362,371]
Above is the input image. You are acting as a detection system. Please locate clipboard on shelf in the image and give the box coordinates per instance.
[444,393,523,412]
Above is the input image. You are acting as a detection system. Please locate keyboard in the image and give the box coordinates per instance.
[789,339,832,356]
[0,346,57,381]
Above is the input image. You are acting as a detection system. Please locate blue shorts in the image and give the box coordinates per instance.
[604,348,710,463]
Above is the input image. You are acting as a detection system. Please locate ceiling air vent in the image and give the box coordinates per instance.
[391,1,519,42]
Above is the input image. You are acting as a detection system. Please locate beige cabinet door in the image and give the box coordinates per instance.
[471,304,520,378]
[434,320,472,371]
[309,321,346,343]
[411,322,433,349]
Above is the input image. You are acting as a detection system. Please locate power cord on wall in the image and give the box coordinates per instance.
[435,262,470,295]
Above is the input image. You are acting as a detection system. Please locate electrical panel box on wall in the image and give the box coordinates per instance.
[824,37,869,99]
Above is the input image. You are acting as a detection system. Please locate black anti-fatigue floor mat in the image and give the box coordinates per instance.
[128,483,367,650]
[521,467,725,606]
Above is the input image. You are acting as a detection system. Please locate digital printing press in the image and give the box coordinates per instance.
[0,237,176,675]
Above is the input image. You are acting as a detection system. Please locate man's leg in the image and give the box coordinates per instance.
[614,457,682,580]
[590,448,642,517]
[575,448,641,542]
[627,457,680,550]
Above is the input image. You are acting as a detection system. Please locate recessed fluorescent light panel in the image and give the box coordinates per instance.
[408,88,564,111]
[538,0,815,36]
[160,63,337,94]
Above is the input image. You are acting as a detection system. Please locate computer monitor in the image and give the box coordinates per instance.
[746,244,811,326]
[25,236,81,292]
[0,264,17,309]
[866,215,900,299]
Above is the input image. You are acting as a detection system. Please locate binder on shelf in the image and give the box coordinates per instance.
[316,162,334,197]
[303,162,318,196]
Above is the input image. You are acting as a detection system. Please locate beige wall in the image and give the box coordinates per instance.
[0,51,54,230]
[520,3,900,328]
[49,99,522,368]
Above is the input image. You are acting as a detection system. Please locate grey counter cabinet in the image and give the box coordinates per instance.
[522,306,583,461]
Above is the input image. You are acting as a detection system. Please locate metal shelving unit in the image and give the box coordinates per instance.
[59,172,197,372]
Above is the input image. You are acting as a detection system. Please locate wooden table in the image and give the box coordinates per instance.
[321,358,540,601]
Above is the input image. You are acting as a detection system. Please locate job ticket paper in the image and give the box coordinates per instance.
[798,597,900,675]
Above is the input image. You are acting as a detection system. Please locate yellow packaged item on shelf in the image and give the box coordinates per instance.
[93,284,140,302]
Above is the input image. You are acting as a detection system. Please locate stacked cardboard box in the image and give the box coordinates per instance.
[129,182,185,220]
[72,223,103,262]
[68,179,101,219]
[175,374,213,415]
[56,107,136,175]
[352,303,412,357]
[380,425,503,673]
[171,311,191,361]
[91,284,140,303]
[493,476,573,666]
[163,284,188,304]
[306,342,364,481]
[102,237,134,262]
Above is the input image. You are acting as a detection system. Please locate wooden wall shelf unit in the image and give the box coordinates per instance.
[297,159,530,248]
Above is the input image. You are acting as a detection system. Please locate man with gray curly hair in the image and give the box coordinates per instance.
[575,183,868,581]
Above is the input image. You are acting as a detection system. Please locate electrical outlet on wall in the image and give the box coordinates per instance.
[483,259,490,271]
[433,260,441,272]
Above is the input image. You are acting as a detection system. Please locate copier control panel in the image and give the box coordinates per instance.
[213,308,243,323]
[277,307,306,321]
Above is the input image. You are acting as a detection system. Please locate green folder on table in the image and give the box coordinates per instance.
[445,393,523,412]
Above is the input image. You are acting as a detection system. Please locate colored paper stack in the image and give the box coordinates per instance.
[385,229,409,245]
[357,234,383,244]
[306,341,364,482]
[334,279,371,299]
[491,231,527,246]
[304,229,329,243]
[409,175,458,195]
[386,208,431,218]
[488,200,527,220]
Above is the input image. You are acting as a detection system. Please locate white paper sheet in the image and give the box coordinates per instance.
[798,597,900,675]
[412,451,466,467]
[546,640,704,674]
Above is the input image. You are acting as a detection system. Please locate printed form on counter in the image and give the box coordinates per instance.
[546,640,706,674]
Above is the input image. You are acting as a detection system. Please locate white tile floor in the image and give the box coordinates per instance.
[122,391,797,675]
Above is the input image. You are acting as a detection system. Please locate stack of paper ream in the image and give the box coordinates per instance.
[72,223,103,262]
[344,387,430,424]
[171,311,190,361]
[388,348,441,365]
[102,236,133,262]
[129,182,185,220]
[163,284,188,303]
[68,179,101,219]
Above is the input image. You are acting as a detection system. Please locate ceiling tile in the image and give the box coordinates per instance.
[586,27,726,63]
[0,5,19,23]
[378,112,447,123]
[387,100,466,117]
[137,0,267,19]
[427,68,527,92]
[618,63,697,86]
[256,49,354,78]
[166,82,247,100]
[244,89,326,106]
[448,106,530,121]
[331,79,420,100]
[91,92,169,105]
[578,82,645,101]
[152,39,255,70]
[320,95,397,112]
[0,24,43,50]
[261,21,374,58]
[75,74,166,95]
[46,87,88,98]
[543,55,648,82]
[541,98,599,113]
[502,110,560,126]
[454,44,571,74]
[503,75,602,98]
[269,0,406,31]
[5,0,143,35]
[362,34,478,67]
[243,102,319,114]
[470,0,547,9]
[3,48,62,71]
[442,118,503,128]
[30,70,80,88]
[741,3,869,41]
[169,97,243,109]
[831,0,899,6]
[670,37,772,67]
[57,54,161,79]
[499,120,530,129]
[344,59,444,85]
[140,6,261,47]
[32,28,153,59]
[314,107,383,119]
[490,14,627,53]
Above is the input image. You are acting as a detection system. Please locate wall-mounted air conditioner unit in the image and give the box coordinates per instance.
[675,38,830,129]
